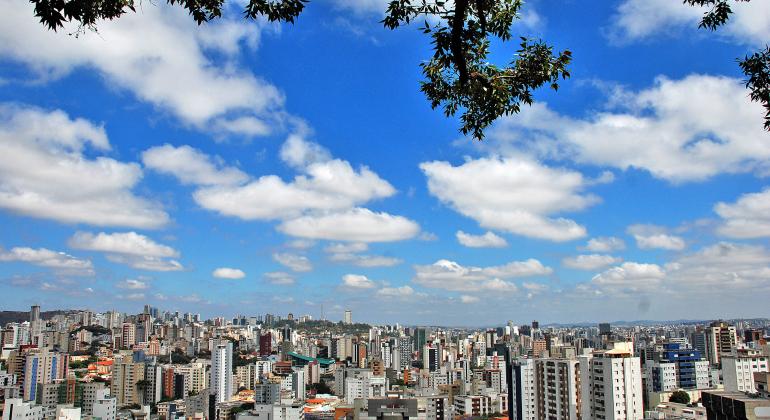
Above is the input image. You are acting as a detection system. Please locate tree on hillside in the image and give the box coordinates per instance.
[24,0,770,137]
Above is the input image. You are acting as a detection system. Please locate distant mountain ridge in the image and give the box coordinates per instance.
[0,310,72,326]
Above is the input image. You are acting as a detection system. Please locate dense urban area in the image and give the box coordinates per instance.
[0,305,768,420]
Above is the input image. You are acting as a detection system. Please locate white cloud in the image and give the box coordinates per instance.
[278,208,420,242]
[68,231,182,271]
[142,144,248,186]
[665,242,770,291]
[456,231,508,248]
[627,224,686,251]
[485,75,770,183]
[324,242,401,267]
[285,239,316,250]
[329,253,402,267]
[341,274,377,289]
[591,262,666,295]
[213,267,246,279]
[459,295,480,304]
[421,157,596,242]
[264,271,296,285]
[0,247,93,274]
[582,236,626,252]
[563,254,623,270]
[0,2,284,136]
[151,135,419,243]
[715,188,770,239]
[273,252,312,272]
[68,231,179,257]
[0,104,168,228]
[106,254,184,272]
[609,0,770,46]
[116,279,150,290]
[376,285,415,298]
[324,242,369,254]
[413,258,551,292]
[194,134,396,221]
[280,131,332,170]
[582,242,770,300]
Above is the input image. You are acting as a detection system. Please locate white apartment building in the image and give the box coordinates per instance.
[210,341,233,404]
[722,349,769,393]
[579,343,644,420]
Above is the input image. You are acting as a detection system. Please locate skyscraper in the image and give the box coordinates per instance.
[579,343,643,420]
[210,340,233,404]
[705,321,737,366]
[344,310,352,325]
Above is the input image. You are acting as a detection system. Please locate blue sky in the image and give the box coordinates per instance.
[1,0,769,326]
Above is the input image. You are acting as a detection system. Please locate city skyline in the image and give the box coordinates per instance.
[1,0,770,325]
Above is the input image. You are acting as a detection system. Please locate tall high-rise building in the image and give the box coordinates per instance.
[413,328,427,355]
[534,359,581,420]
[397,336,413,370]
[509,358,538,420]
[210,340,233,404]
[22,349,69,401]
[111,356,145,407]
[579,343,643,420]
[423,345,439,372]
[121,323,136,349]
[705,321,737,366]
[259,333,272,357]
[344,310,352,325]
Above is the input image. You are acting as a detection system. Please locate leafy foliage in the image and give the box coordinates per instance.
[384,0,571,139]
[30,0,307,31]
[669,390,691,404]
[28,0,569,140]
[684,0,769,130]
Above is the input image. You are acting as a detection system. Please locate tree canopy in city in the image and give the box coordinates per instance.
[27,0,769,137]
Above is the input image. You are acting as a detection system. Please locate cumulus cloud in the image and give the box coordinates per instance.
[0,2,284,136]
[413,258,551,292]
[213,267,246,279]
[273,252,313,272]
[665,242,770,291]
[324,242,401,267]
[483,75,770,183]
[106,255,184,272]
[627,224,686,251]
[460,295,480,304]
[279,131,332,170]
[591,262,666,295]
[585,242,770,298]
[421,157,597,242]
[175,135,419,242]
[264,271,296,285]
[68,231,183,271]
[581,237,626,252]
[0,247,93,274]
[376,285,415,298]
[69,231,178,257]
[142,144,248,186]
[116,278,150,290]
[278,208,420,242]
[456,231,508,248]
[609,0,770,46]
[341,274,377,289]
[715,188,770,239]
[0,104,168,228]
[563,254,623,270]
